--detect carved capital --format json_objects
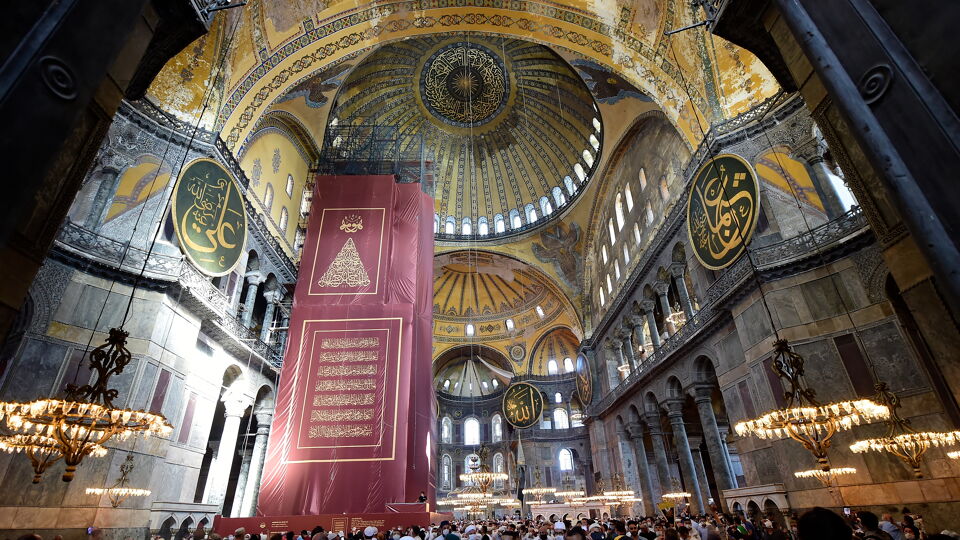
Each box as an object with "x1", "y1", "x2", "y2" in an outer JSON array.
[
  {"x1": 624, "y1": 315, "x2": 644, "y2": 329},
  {"x1": 263, "y1": 289, "x2": 284, "y2": 304},
  {"x1": 603, "y1": 339, "x2": 620, "y2": 352},
  {"x1": 614, "y1": 327, "x2": 631, "y2": 341},
  {"x1": 223, "y1": 396, "x2": 251, "y2": 418},
  {"x1": 653, "y1": 281, "x2": 670, "y2": 296},
  {"x1": 668, "y1": 263, "x2": 686, "y2": 278},
  {"x1": 255, "y1": 412, "x2": 274, "y2": 430},
  {"x1": 625, "y1": 422, "x2": 645, "y2": 440},
  {"x1": 245, "y1": 272, "x2": 266, "y2": 285},
  {"x1": 663, "y1": 398, "x2": 685, "y2": 419},
  {"x1": 640, "y1": 299, "x2": 656, "y2": 312},
  {"x1": 692, "y1": 384, "x2": 714, "y2": 404}
]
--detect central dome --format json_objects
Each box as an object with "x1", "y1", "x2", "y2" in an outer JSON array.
[
  {"x1": 328, "y1": 35, "x2": 602, "y2": 241},
  {"x1": 421, "y1": 42, "x2": 508, "y2": 127}
]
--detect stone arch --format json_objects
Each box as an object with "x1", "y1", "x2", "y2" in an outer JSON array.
[
  {"x1": 671, "y1": 242, "x2": 686, "y2": 263},
  {"x1": 174, "y1": 516, "x2": 194, "y2": 540},
  {"x1": 666, "y1": 376, "x2": 683, "y2": 399},
  {"x1": 253, "y1": 384, "x2": 275, "y2": 412},
  {"x1": 529, "y1": 326, "x2": 581, "y2": 376},
  {"x1": 158, "y1": 516, "x2": 177, "y2": 540},
  {"x1": 643, "y1": 392, "x2": 659, "y2": 414},
  {"x1": 693, "y1": 354, "x2": 720, "y2": 385}
]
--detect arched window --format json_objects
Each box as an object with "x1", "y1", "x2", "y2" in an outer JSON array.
[
  {"x1": 464, "y1": 453, "x2": 479, "y2": 485},
  {"x1": 615, "y1": 193, "x2": 625, "y2": 230},
  {"x1": 559, "y1": 449, "x2": 574, "y2": 471},
  {"x1": 505, "y1": 318, "x2": 515, "y2": 331},
  {"x1": 554, "y1": 392, "x2": 562, "y2": 403},
  {"x1": 660, "y1": 176, "x2": 670, "y2": 201},
  {"x1": 444, "y1": 216, "x2": 455, "y2": 234},
  {"x1": 634, "y1": 223, "x2": 642, "y2": 245},
  {"x1": 443, "y1": 379, "x2": 450, "y2": 391},
  {"x1": 583, "y1": 149, "x2": 595, "y2": 167},
  {"x1": 563, "y1": 357, "x2": 574, "y2": 373},
  {"x1": 623, "y1": 244, "x2": 630, "y2": 264},
  {"x1": 478, "y1": 217, "x2": 489, "y2": 236},
  {"x1": 601, "y1": 245, "x2": 608, "y2": 264},
  {"x1": 286, "y1": 174, "x2": 294, "y2": 197},
  {"x1": 553, "y1": 408, "x2": 569, "y2": 429},
  {"x1": 264, "y1": 184, "x2": 274, "y2": 212},
  {"x1": 552, "y1": 186, "x2": 566, "y2": 207},
  {"x1": 462, "y1": 217, "x2": 472, "y2": 235},
  {"x1": 625, "y1": 184, "x2": 634, "y2": 211},
  {"x1": 434, "y1": 214, "x2": 440, "y2": 234},
  {"x1": 492, "y1": 414, "x2": 503, "y2": 443},
  {"x1": 614, "y1": 260, "x2": 621, "y2": 279},
  {"x1": 279, "y1": 207, "x2": 289, "y2": 232},
  {"x1": 646, "y1": 202, "x2": 655, "y2": 224},
  {"x1": 592, "y1": 118, "x2": 601, "y2": 132},
  {"x1": 525, "y1": 203, "x2": 538, "y2": 223},
  {"x1": 536, "y1": 305, "x2": 545, "y2": 319},
  {"x1": 564, "y1": 176, "x2": 576, "y2": 195},
  {"x1": 442, "y1": 454, "x2": 453, "y2": 489},
  {"x1": 540, "y1": 196, "x2": 553, "y2": 216},
  {"x1": 441, "y1": 417, "x2": 453, "y2": 443},
  {"x1": 638, "y1": 168, "x2": 648, "y2": 190},
  {"x1": 589, "y1": 134, "x2": 600, "y2": 151},
  {"x1": 608, "y1": 218, "x2": 616, "y2": 242},
  {"x1": 494, "y1": 214, "x2": 506, "y2": 233},
  {"x1": 574, "y1": 163, "x2": 586, "y2": 182},
  {"x1": 606, "y1": 274, "x2": 613, "y2": 294},
  {"x1": 465, "y1": 323, "x2": 475, "y2": 337},
  {"x1": 510, "y1": 209, "x2": 522, "y2": 229},
  {"x1": 464, "y1": 418, "x2": 480, "y2": 445},
  {"x1": 493, "y1": 452, "x2": 505, "y2": 488},
  {"x1": 547, "y1": 359, "x2": 559, "y2": 375},
  {"x1": 599, "y1": 288, "x2": 606, "y2": 306}
]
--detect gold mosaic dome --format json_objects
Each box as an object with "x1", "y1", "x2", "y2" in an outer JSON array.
[{"x1": 329, "y1": 35, "x2": 602, "y2": 241}]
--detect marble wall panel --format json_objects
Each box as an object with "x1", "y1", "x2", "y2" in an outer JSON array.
[
  {"x1": 861, "y1": 320, "x2": 928, "y2": 393},
  {"x1": 738, "y1": 302, "x2": 774, "y2": 350},
  {"x1": 793, "y1": 339, "x2": 854, "y2": 403},
  {"x1": 1, "y1": 338, "x2": 66, "y2": 401}
]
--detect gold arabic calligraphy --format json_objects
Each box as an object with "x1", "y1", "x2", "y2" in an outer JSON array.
[
  {"x1": 687, "y1": 155, "x2": 759, "y2": 270},
  {"x1": 503, "y1": 382, "x2": 543, "y2": 428}
]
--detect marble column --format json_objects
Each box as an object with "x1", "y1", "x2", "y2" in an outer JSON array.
[
  {"x1": 688, "y1": 436, "x2": 713, "y2": 511},
  {"x1": 665, "y1": 399, "x2": 704, "y2": 514},
  {"x1": 625, "y1": 314, "x2": 647, "y2": 366},
  {"x1": 241, "y1": 273, "x2": 265, "y2": 328},
  {"x1": 603, "y1": 340, "x2": 620, "y2": 389},
  {"x1": 230, "y1": 447, "x2": 253, "y2": 517},
  {"x1": 626, "y1": 422, "x2": 658, "y2": 516},
  {"x1": 85, "y1": 167, "x2": 122, "y2": 230},
  {"x1": 278, "y1": 314, "x2": 291, "y2": 354},
  {"x1": 616, "y1": 327, "x2": 636, "y2": 371},
  {"x1": 206, "y1": 395, "x2": 250, "y2": 508},
  {"x1": 260, "y1": 290, "x2": 280, "y2": 343},
  {"x1": 616, "y1": 428, "x2": 642, "y2": 513},
  {"x1": 694, "y1": 385, "x2": 735, "y2": 497},
  {"x1": 669, "y1": 264, "x2": 695, "y2": 319},
  {"x1": 240, "y1": 411, "x2": 273, "y2": 516},
  {"x1": 796, "y1": 141, "x2": 847, "y2": 218},
  {"x1": 654, "y1": 282, "x2": 675, "y2": 335},
  {"x1": 641, "y1": 300, "x2": 662, "y2": 349},
  {"x1": 644, "y1": 411, "x2": 673, "y2": 497}
]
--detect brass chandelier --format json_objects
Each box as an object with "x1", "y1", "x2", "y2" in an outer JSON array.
[
  {"x1": 523, "y1": 467, "x2": 556, "y2": 502},
  {"x1": 459, "y1": 445, "x2": 508, "y2": 494},
  {"x1": 793, "y1": 466, "x2": 857, "y2": 487},
  {"x1": 734, "y1": 339, "x2": 888, "y2": 471},
  {"x1": 849, "y1": 382, "x2": 960, "y2": 478},
  {"x1": 0, "y1": 328, "x2": 172, "y2": 482}
]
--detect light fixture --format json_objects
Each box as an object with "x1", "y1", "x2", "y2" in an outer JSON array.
[
  {"x1": 948, "y1": 451, "x2": 960, "y2": 459},
  {"x1": 666, "y1": 303, "x2": 687, "y2": 329},
  {"x1": 849, "y1": 382, "x2": 960, "y2": 478},
  {"x1": 734, "y1": 339, "x2": 888, "y2": 471},
  {"x1": 794, "y1": 467, "x2": 856, "y2": 487},
  {"x1": 662, "y1": 492, "x2": 692, "y2": 500},
  {"x1": 85, "y1": 453, "x2": 151, "y2": 507},
  {"x1": 0, "y1": 328, "x2": 173, "y2": 482},
  {"x1": 459, "y1": 445, "x2": 508, "y2": 494},
  {"x1": 524, "y1": 467, "x2": 556, "y2": 502}
]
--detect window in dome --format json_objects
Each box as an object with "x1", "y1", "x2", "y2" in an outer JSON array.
[
  {"x1": 494, "y1": 214, "x2": 505, "y2": 233},
  {"x1": 634, "y1": 223, "x2": 642, "y2": 245},
  {"x1": 525, "y1": 203, "x2": 538, "y2": 223},
  {"x1": 464, "y1": 418, "x2": 480, "y2": 445},
  {"x1": 599, "y1": 288, "x2": 606, "y2": 306},
  {"x1": 615, "y1": 193, "x2": 625, "y2": 230},
  {"x1": 552, "y1": 186, "x2": 566, "y2": 207},
  {"x1": 614, "y1": 260, "x2": 621, "y2": 279},
  {"x1": 492, "y1": 379, "x2": 499, "y2": 388},
  {"x1": 510, "y1": 209, "x2": 522, "y2": 229},
  {"x1": 505, "y1": 318, "x2": 515, "y2": 331},
  {"x1": 660, "y1": 176, "x2": 670, "y2": 201},
  {"x1": 639, "y1": 168, "x2": 648, "y2": 190},
  {"x1": 625, "y1": 184, "x2": 634, "y2": 211},
  {"x1": 478, "y1": 217, "x2": 489, "y2": 236},
  {"x1": 601, "y1": 245, "x2": 608, "y2": 264},
  {"x1": 589, "y1": 133, "x2": 600, "y2": 151},
  {"x1": 444, "y1": 217, "x2": 455, "y2": 234},
  {"x1": 554, "y1": 392, "x2": 562, "y2": 403},
  {"x1": 481, "y1": 381, "x2": 488, "y2": 390},
  {"x1": 606, "y1": 274, "x2": 613, "y2": 294},
  {"x1": 547, "y1": 359, "x2": 558, "y2": 375},
  {"x1": 442, "y1": 380, "x2": 450, "y2": 392},
  {"x1": 264, "y1": 184, "x2": 274, "y2": 212},
  {"x1": 462, "y1": 217, "x2": 472, "y2": 235},
  {"x1": 536, "y1": 305, "x2": 545, "y2": 319},
  {"x1": 646, "y1": 203, "x2": 655, "y2": 225},
  {"x1": 465, "y1": 324, "x2": 475, "y2": 337},
  {"x1": 583, "y1": 149, "x2": 594, "y2": 167},
  {"x1": 441, "y1": 416, "x2": 452, "y2": 442},
  {"x1": 564, "y1": 176, "x2": 576, "y2": 195},
  {"x1": 553, "y1": 408, "x2": 569, "y2": 429},
  {"x1": 279, "y1": 207, "x2": 288, "y2": 232},
  {"x1": 574, "y1": 163, "x2": 586, "y2": 182},
  {"x1": 559, "y1": 448, "x2": 574, "y2": 471},
  {"x1": 286, "y1": 174, "x2": 294, "y2": 197},
  {"x1": 540, "y1": 196, "x2": 553, "y2": 216},
  {"x1": 563, "y1": 357, "x2": 574, "y2": 373},
  {"x1": 608, "y1": 218, "x2": 616, "y2": 242},
  {"x1": 294, "y1": 229, "x2": 305, "y2": 254},
  {"x1": 592, "y1": 118, "x2": 601, "y2": 132}
]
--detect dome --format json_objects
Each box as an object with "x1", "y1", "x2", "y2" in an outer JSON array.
[
  {"x1": 434, "y1": 350, "x2": 514, "y2": 399},
  {"x1": 329, "y1": 35, "x2": 602, "y2": 241}
]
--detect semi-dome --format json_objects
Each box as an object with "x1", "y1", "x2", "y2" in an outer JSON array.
[{"x1": 328, "y1": 34, "x2": 602, "y2": 241}]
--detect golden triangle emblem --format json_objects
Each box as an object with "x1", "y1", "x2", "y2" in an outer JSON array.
[{"x1": 317, "y1": 237, "x2": 371, "y2": 287}]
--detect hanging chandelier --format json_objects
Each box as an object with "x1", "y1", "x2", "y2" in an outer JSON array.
[
  {"x1": 734, "y1": 339, "x2": 888, "y2": 471},
  {"x1": 662, "y1": 492, "x2": 692, "y2": 500},
  {"x1": 949, "y1": 451, "x2": 960, "y2": 459},
  {"x1": 555, "y1": 473, "x2": 585, "y2": 499},
  {"x1": 85, "y1": 453, "x2": 151, "y2": 507},
  {"x1": 793, "y1": 467, "x2": 856, "y2": 487},
  {"x1": 524, "y1": 467, "x2": 556, "y2": 502},
  {"x1": 849, "y1": 382, "x2": 960, "y2": 478},
  {"x1": 459, "y1": 445, "x2": 508, "y2": 494},
  {"x1": 666, "y1": 303, "x2": 687, "y2": 329},
  {"x1": 0, "y1": 328, "x2": 173, "y2": 482}
]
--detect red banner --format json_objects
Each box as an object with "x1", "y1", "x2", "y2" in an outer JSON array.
[
  {"x1": 258, "y1": 176, "x2": 435, "y2": 516},
  {"x1": 214, "y1": 512, "x2": 452, "y2": 537}
]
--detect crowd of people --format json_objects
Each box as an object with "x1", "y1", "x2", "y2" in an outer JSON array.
[{"x1": 202, "y1": 507, "x2": 957, "y2": 540}]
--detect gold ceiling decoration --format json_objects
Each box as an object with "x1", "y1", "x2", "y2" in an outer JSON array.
[{"x1": 422, "y1": 42, "x2": 508, "y2": 127}]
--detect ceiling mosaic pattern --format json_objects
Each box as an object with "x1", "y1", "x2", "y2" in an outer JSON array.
[{"x1": 328, "y1": 35, "x2": 601, "y2": 239}]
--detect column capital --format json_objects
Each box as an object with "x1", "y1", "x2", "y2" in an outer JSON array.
[
  {"x1": 222, "y1": 391, "x2": 252, "y2": 418},
  {"x1": 614, "y1": 327, "x2": 631, "y2": 341},
  {"x1": 245, "y1": 272, "x2": 266, "y2": 285},
  {"x1": 643, "y1": 411, "x2": 662, "y2": 430},
  {"x1": 625, "y1": 422, "x2": 645, "y2": 440},
  {"x1": 668, "y1": 263, "x2": 686, "y2": 278},
  {"x1": 653, "y1": 281, "x2": 670, "y2": 296},
  {"x1": 692, "y1": 384, "x2": 715, "y2": 403},
  {"x1": 624, "y1": 315, "x2": 644, "y2": 329},
  {"x1": 604, "y1": 338, "x2": 622, "y2": 351},
  {"x1": 255, "y1": 411, "x2": 274, "y2": 427},
  {"x1": 263, "y1": 289, "x2": 284, "y2": 303},
  {"x1": 663, "y1": 398, "x2": 685, "y2": 418},
  {"x1": 639, "y1": 299, "x2": 656, "y2": 312}
]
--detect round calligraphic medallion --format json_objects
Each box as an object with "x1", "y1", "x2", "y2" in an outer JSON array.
[
  {"x1": 171, "y1": 158, "x2": 247, "y2": 276},
  {"x1": 420, "y1": 42, "x2": 508, "y2": 127},
  {"x1": 575, "y1": 354, "x2": 593, "y2": 405},
  {"x1": 686, "y1": 154, "x2": 760, "y2": 270},
  {"x1": 502, "y1": 381, "x2": 544, "y2": 429}
]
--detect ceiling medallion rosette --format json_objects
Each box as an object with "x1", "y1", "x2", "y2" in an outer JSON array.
[{"x1": 420, "y1": 42, "x2": 508, "y2": 128}]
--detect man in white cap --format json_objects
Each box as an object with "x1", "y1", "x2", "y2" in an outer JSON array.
[
  {"x1": 552, "y1": 523, "x2": 565, "y2": 540},
  {"x1": 364, "y1": 527, "x2": 379, "y2": 540}
]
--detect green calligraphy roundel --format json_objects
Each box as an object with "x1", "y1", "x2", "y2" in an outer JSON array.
[
  {"x1": 172, "y1": 158, "x2": 248, "y2": 276},
  {"x1": 502, "y1": 381, "x2": 544, "y2": 429},
  {"x1": 686, "y1": 154, "x2": 760, "y2": 270}
]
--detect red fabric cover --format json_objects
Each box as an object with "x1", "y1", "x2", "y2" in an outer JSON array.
[{"x1": 257, "y1": 176, "x2": 435, "y2": 515}]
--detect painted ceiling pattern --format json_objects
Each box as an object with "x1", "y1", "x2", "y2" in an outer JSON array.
[{"x1": 329, "y1": 35, "x2": 599, "y2": 237}]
